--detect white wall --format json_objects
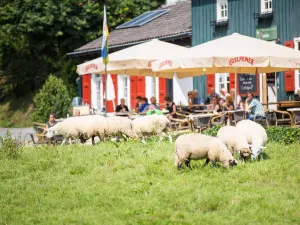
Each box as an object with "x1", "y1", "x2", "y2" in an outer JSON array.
[
  {"x1": 173, "y1": 74, "x2": 193, "y2": 105},
  {"x1": 91, "y1": 74, "x2": 97, "y2": 110},
  {"x1": 146, "y1": 76, "x2": 159, "y2": 102},
  {"x1": 294, "y1": 37, "x2": 300, "y2": 93}
]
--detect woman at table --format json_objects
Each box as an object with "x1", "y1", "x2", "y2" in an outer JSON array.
[
  {"x1": 223, "y1": 96, "x2": 235, "y2": 111},
  {"x1": 295, "y1": 88, "x2": 300, "y2": 101},
  {"x1": 45, "y1": 113, "x2": 57, "y2": 131},
  {"x1": 164, "y1": 96, "x2": 177, "y2": 120},
  {"x1": 115, "y1": 98, "x2": 129, "y2": 113},
  {"x1": 210, "y1": 97, "x2": 223, "y2": 114},
  {"x1": 230, "y1": 88, "x2": 243, "y2": 110}
]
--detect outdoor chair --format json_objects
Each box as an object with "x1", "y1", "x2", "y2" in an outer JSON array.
[
  {"x1": 194, "y1": 115, "x2": 212, "y2": 133},
  {"x1": 231, "y1": 110, "x2": 246, "y2": 125},
  {"x1": 254, "y1": 110, "x2": 269, "y2": 127},
  {"x1": 211, "y1": 114, "x2": 226, "y2": 126},
  {"x1": 272, "y1": 110, "x2": 292, "y2": 127},
  {"x1": 170, "y1": 112, "x2": 192, "y2": 131},
  {"x1": 292, "y1": 111, "x2": 300, "y2": 127}
]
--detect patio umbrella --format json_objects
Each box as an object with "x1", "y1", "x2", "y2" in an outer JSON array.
[
  {"x1": 76, "y1": 39, "x2": 187, "y2": 79},
  {"x1": 105, "y1": 74, "x2": 116, "y2": 111},
  {"x1": 151, "y1": 33, "x2": 300, "y2": 104},
  {"x1": 151, "y1": 33, "x2": 300, "y2": 78}
]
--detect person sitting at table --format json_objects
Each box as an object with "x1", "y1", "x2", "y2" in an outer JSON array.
[
  {"x1": 146, "y1": 104, "x2": 163, "y2": 116},
  {"x1": 74, "y1": 109, "x2": 81, "y2": 116},
  {"x1": 205, "y1": 87, "x2": 220, "y2": 104},
  {"x1": 134, "y1": 96, "x2": 142, "y2": 112},
  {"x1": 164, "y1": 96, "x2": 177, "y2": 120},
  {"x1": 116, "y1": 98, "x2": 129, "y2": 112},
  {"x1": 139, "y1": 97, "x2": 149, "y2": 113},
  {"x1": 295, "y1": 88, "x2": 300, "y2": 101},
  {"x1": 212, "y1": 97, "x2": 225, "y2": 114},
  {"x1": 143, "y1": 96, "x2": 160, "y2": 112},
  {"x1": 45, "y1": 113, "x2": 57, "y2": 131},
  {"x1": 245, "y1": 92, "x2": 265, "y2": 121},
  {"x1": 220, "y1": 88, "x2": 230, "y2": 100},
  {"x1": 230, "y1": 88, "x2": 243, "y2": 109},
  {"x1": 223, "y1": 96, "x2": 235, "y2": 111},
  {"x1": 191, "y1": 89, "x2": 204, "y2": 105}
]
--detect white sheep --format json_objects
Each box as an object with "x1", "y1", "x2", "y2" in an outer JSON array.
[
  {"x1": 105, "y1": 116, "x2": 137, "y2": 140},
  {"x1": 132, "y1": 114, "x2": 172, "y2": 143},
  {"x1": 236, "y1": 120, "x2": 268, "y2": 160},
  {"x1": 174, "y1": 133, "x2": 238, "y2": 169},
  {"x1": 217, "y1": 126, "x2": 252, "y2": 160}
]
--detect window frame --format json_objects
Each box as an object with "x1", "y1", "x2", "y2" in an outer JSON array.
[
  {"x1": 216, "y1": 0, "x2": 228, "y2": 22},
  {"x1": 261, "y1": 0, "x2": 272, "y2": 14},
  {"x1": 294, "y1": 38, "x2": 300, "y2": 93},
  {"x1": 215, "y1": 73, "x2": 230, "y2": 94},
  {"x1": 94, "y1": 75, "x2": 102, "y2": 110}
]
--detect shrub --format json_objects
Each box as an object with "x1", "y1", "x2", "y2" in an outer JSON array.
[
  {"x1": 202, "y1": 125, "x2": 222, "y2": 137},
  {"x1": 266, "y1": 126, "x2": 300, "y2": 145},
  {"x1": 0, "y1": 130, "x2": 23, "y2": 159},
  {"x1": 32, "y1": 75, "x2": 71, "y2": 122}
]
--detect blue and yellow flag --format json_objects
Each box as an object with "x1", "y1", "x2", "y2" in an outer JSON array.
[{"x1": 101, "y1": 5, "x2": 109, "y2": 65}]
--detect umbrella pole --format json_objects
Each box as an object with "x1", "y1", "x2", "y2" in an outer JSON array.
[
  {"x1": 154, "y1": 73, "x2": 157, "y2": 105},
  {"x1": 105, "y1": 65, "x2": 108, "y2": 116},
  {"x1": 234, "y1": 68, "x2": 237, "y2": 109}
]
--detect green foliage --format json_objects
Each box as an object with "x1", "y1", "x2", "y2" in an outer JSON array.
[
  {"x1": 266, "y1": 126, "x2": 300, "y2": 145},
  {"x1": 202, "y1": 125, "x2": 222, "y2": 137},
  {"x1": 0, "y1": 0, "x2": 166, "y2": 99},
  {"x1": 32, "y1": 75, "x2": 71, "y2": 122},
  {"x1": 0, "y1": 130, "x2": 23, "y2": 159},
  {"x1": 0, "y1": 142, "x2": 300, "y2": 224}
]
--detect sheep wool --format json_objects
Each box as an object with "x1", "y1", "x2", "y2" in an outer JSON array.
[
  {"x1": 217, "y1": 126, "x2": 251, "y2": 160},
  {"x1": 174, "y1": 133, "x2": 237, "y2": 169},
  {"x1": 105, "y1": 116, "x2": 137, "y2": 139},
  {"x1": 236, "y1": 120, "x2": 268, "y2": 160}
]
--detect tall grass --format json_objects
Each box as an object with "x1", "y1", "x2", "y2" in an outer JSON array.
[{"x1": 0, "y1": 140, "x2": 299, "y2": 224}]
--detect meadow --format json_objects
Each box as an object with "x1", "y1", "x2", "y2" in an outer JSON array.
[{"x1": 0, "y1": 139, "x2": 300, "y2": 225}]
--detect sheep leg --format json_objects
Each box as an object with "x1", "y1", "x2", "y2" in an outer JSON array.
[
  {"x1": 204, "y1": 159, "x2": 210, "y2": 167},
  {"x1": 185, "y1": 160, "x2": 192, "y2": 170},
  {"x1": 141, "y1": 137, "x2": 146, "y2": 144},
  {"x1": 92, "y1": 136, "x2": 95, "y2": 146},
  {"x1": 211, "y1": 160, "x2": 217, "y2": 167},
  {"x1": 168, "y1": 134, "x2": 172, "y2": 143},
  {"x1": 68, "y1": 138, "x2": 72, "y2": 145},
  {"x1": 260, "y1": 150, "x2": 264, "y2": 160},
  {"x1": 61, "y1": 138, "x2": 67, "y2": 146}
]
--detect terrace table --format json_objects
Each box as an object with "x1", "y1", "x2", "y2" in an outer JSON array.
[
  {"x1": 194, "y1": 109, "x2": 214, "y2": 114},
  {"x1": 187, "y1": 113, "x2": 214, "y2": 132},
  {"x1": 287, "y1": 108, "x2": 300, "y2": 126}
]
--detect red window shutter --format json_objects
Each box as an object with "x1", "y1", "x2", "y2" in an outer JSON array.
[
  {"x1": 136, "y1": 76, "x2": 145, "y2": 97},
  {"x1": 206, "y1": 74, "x2": 215, "y2": 95},
  {"x1": 284, "y1": 40, "x2": 295, "y2": 92},
  {"x1": 229, "y1": 73, "x2": 235, "y2": 90},
  {"x1": 159, "y1": 78, "x2": 167, "y2": 109},
  {"x1": 130, "y1": 76, "x2": 137, "y2": 109},
  {"x1": 82, "y1": 74, "x2": 91, "y2": 106}
]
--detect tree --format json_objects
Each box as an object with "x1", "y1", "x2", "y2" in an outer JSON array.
[
  {"x1": 32, "y1": 75, "x2": 71, "y2": 122},
  {"x1": 0, "y1": 0, "x2": 166, "y2": 99}
]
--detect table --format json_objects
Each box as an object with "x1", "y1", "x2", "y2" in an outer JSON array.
[
  {"x1": 187, "y1": 113, "x2": 214, "y2": 132},
  {"x1": 287, "y1": 108, "x2": 300, "y2": 126},
  {"x1": 194, "y1": 109, "x2": 214, "y2": 113}
]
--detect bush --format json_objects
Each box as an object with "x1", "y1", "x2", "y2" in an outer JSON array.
[
  {"x1": 266, "y1": 126, "x2": 300, "y2": 145},
  {"x1": 202, "y1": 125, "x2": 222, "y2": 137},
  {"x1": 0, "y1": 130, "x2": 23, "y2": 159},
  {"x1": 32, "y1": 75, "x2": 71, "y2": 122}
]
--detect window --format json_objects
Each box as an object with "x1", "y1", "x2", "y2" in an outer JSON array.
[
  {"x1": 261, "y1": 0, "x2": 272, "y2": 13},
  {"x1": 217, "y1": 0, "x2": 228, "y2": 21},
  {"x1": 151, "y1": 77, "x2": 156, "y2": 97},
  {"x1": 95, "y1": 76, "x2": 102, "y2": 110},
  {"x1": 123, "y1": 75, "x2": 129, "y2": 105},
  {"x1": 216, "y1": 73, "x2": 230, "y2": 93}
]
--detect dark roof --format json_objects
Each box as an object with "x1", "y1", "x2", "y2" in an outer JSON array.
[{"x1": 68, "y1": 0, "x2": 191, "y2": 56}]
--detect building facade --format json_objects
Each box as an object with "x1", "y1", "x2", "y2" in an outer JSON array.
[
  {"x1": 192, "y1": 0, "x2": 300, "y2": 106},
  {"x1": 69, "y1": 0, "x2": 193, "y2": 112}
]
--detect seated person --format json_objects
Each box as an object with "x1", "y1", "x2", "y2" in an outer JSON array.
[
  {"x1": 139, "y1": 97, "x2": 149, "y2": 113},
  {"x1": 74, "y1": 109, "x2": 81, "y2": 116},
  {"x1": 230, "y1": 88, "x2": 243, "y2": 110},
  {"x1": 205, "y1": 87, "x2": 220, "y2": 104},
  {"x1": 220, "y1": 88, "x2": 230, "y2": 100},
  {"x1": 134, "y1": 96, "x2": 142, "y2": 112},
  {"x1": 143, "y1": 96, "x2": 160, "y2": 111},
  {"x1": 245, "y1": 92, "x2": 265, "y2": 121},
  {"x1": 116, "y1": 98, "x2": 129, "y2": 112},
  {"x1": 146, "y1": 104, "x2": 163, "y2": 115},
  {"x1": 223, "y1": 96, "x2": 235, "y2": 111},
  {"x1": 213, "y1": 98, "x2": 225, "y2": 115},
  {"x1": 191, "y1": 89, "x2": 203, "y2": 105},
  {"x1": 164, "y1": 96, "x2": 177, "y2": 120},
  {"x1": 295, "y1": 88, "x2": 300, "y2": 101},
  {"x1": 45, "y1": 113, "x2": 57, "y2": 131},
  {"x1": 186, "y1": 91, "x2": 194, "y2": 112}
]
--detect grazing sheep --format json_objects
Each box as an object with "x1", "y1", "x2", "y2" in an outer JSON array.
[
  {"x1": 132, "y1": 115, "x2": 172, "y2": 143},
  {"x1": 105, "y1": 116, "x2": 137, "y2": 140},
  {"x1": 174, "y1": 133, "x2": 238, "y2": 169},
  {"x1": 236, "y1": 120, "x2": 268, "y2": 160},
  {"x1": 217, "y1": 126, "x2": 252, "y2": 160}
]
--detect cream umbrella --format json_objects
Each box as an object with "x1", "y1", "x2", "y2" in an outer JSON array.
[
  {"x1": 152, "y1": 33, "x2": 300, "y2": 104},
  {"x1": 77, "y1": 39, "x2": 187, "y2": 79},
  {"x1": 104, "y1": 74, "x2": 116, "y2": 111}
]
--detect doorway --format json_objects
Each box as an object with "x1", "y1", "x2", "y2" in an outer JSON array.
[{"x1": 267, "y1": 73, "x2": 277, "y2": 110}]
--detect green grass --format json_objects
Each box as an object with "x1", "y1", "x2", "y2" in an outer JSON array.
[
  {"x1": 0, "y1": 93, "x2": 34, "y2": 128},
  {"x1": 1, "y1": 140, "x2": 300, "y2": 224}
]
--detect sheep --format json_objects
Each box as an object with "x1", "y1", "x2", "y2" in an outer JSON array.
[
  {"x1": 236, "y1": 120, "x2": 268, "y2": 160},
  {"x1": 46, "y1": 115, "x2": 106, "y2": 145},
  {"x1": 174, "y1": 133, "x2": 238, "y2": 169},
  {"x1": 105, "y1": 116, "x2": 137, "y2": 140},
  {"x1": 217, "y1": 126, "x2": 252, "y2": 161},
  {"x1": 131, "y1": 114, "x2": 172, "y2": 143}
]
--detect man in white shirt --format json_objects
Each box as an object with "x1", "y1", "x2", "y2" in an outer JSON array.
[{"x1": 220, "y1": 88, "x2": 230, "y2": 100}]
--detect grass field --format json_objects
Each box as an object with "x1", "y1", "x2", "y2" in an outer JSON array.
[{"x1": 1, "y1": 140, "x2": 300, "y2": 225}]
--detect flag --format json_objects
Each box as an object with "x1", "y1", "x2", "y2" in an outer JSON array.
[{"x1": 101, "y1": 5, "x2": 109, "y2": 65}]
